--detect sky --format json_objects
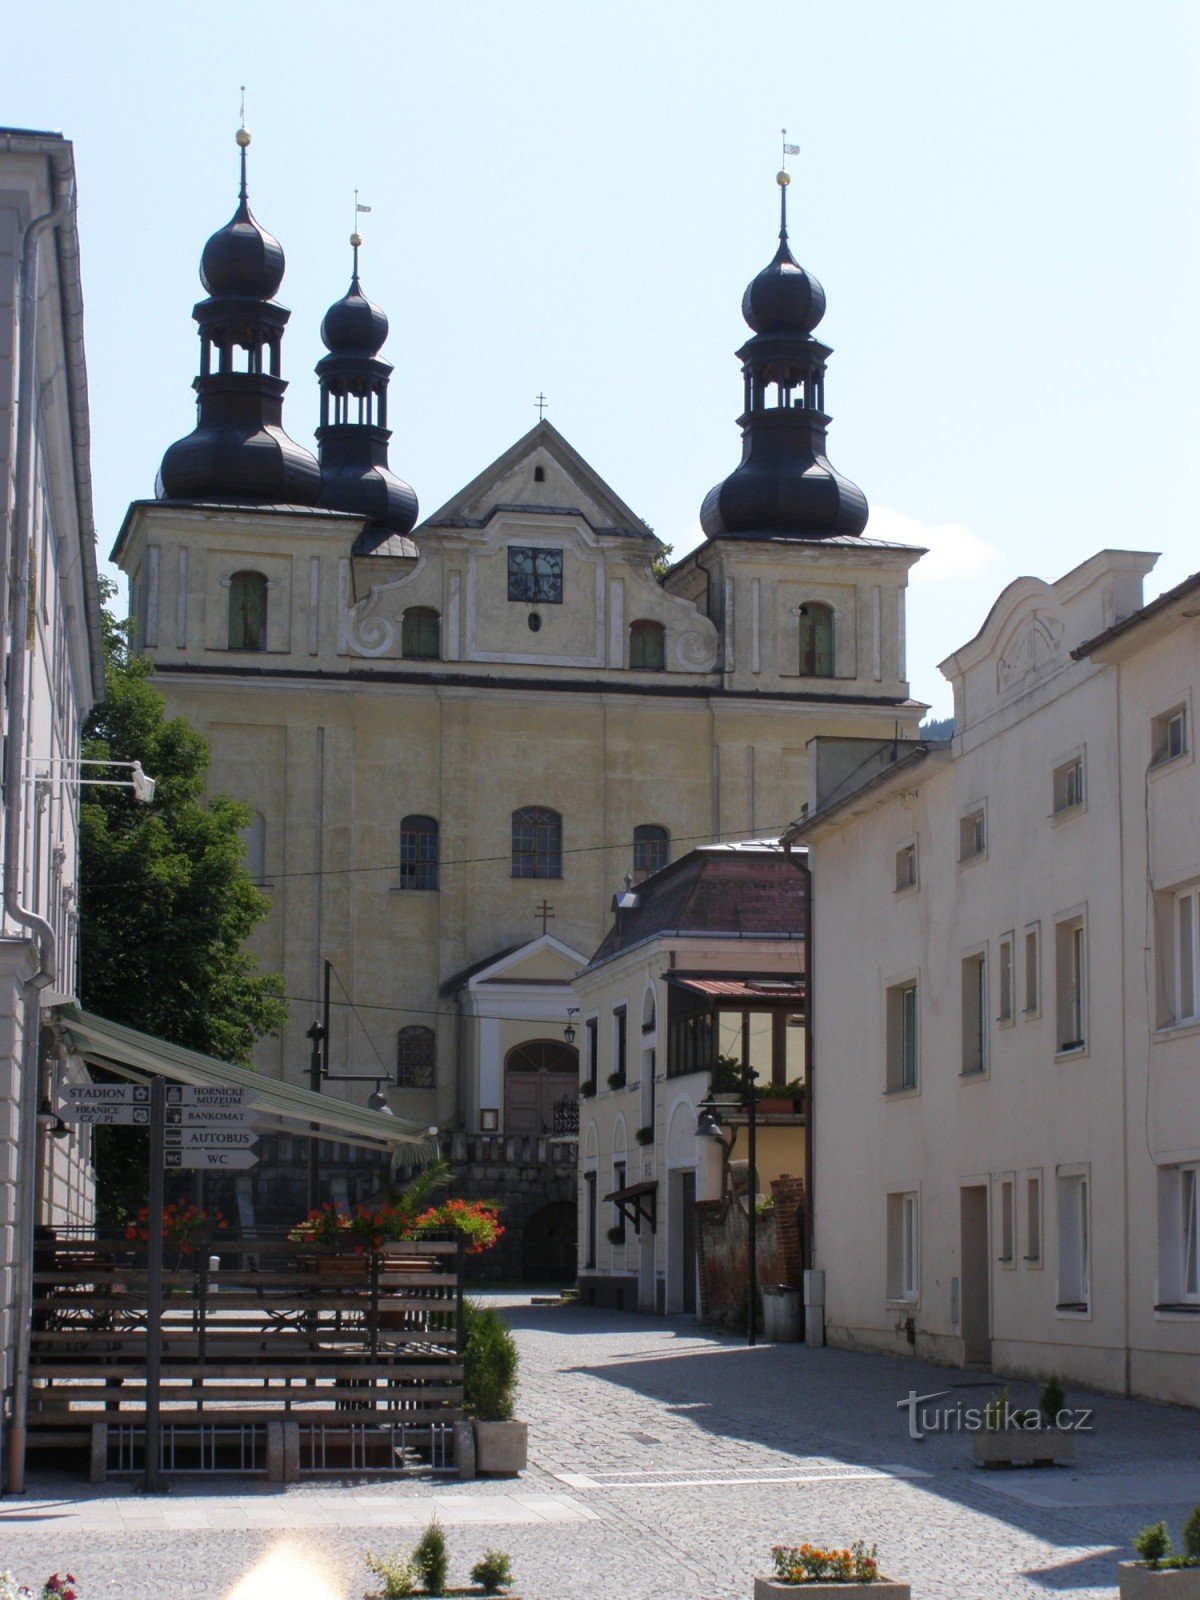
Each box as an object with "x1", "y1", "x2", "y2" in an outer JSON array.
[{"x1": 3, "y1": 0, "x2": 1197, "y2": 717}]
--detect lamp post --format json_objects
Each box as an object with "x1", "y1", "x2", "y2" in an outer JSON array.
[
  {"x1": 743, "y1": 1014, "x2": 758, "y2": 1349},
  {"x1": 306, "y1": 959, "x2": 399, "y2": 1212}
]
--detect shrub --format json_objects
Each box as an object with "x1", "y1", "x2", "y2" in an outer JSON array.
[
  {"x1": 413, "y1": 1521, "x2": 448, "y2": 1595},
  {"x1": 635, "y1": 1125, "x2": 655, "y2": 1146},
  {"x1": 365, "y1": 1551, "x2": 419, "y2": 1599},
  {"x1": 1133, "y1": 1522, "x2": 1173, "y2": 1569},
  {"x1": 1039, "y1": 1374, "x2": 1065, "y2": 1428},
  {"x1": 462, "y1": 1300, "x2": 518, "y2": 1422},
  {"x1": 469, "y1": 1551, "x2": 513, "y2": 1594},
  {"x1": 606, "y1": 1072, "x2": 625, "y2": 1090},
  {"x1": 983, "y1": 1387, "x2": 1009, "y2": 1431},
  {"x1": 1182, "y1": 1505, "x2": 1200, "y2": 1561}
]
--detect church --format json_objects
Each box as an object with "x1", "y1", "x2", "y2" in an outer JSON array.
[{"x1": 112, "y1": 129, "x2": 925, "y2": 1276}]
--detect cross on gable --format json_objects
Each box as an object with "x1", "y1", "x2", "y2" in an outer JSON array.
[{"x1": 535, "y1": 900, "x2": 555, "y2": 935}]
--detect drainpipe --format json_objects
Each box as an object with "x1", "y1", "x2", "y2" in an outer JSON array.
[{"x1": 4, "y1": 170, "x2": 73, "y2": 1495}]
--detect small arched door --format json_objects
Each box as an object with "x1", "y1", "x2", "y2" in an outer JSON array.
[
  {"x1": 522, "y1": 1200, "x2": 578, "y2": 1283},
  {"x1": 504, "y1": 1037, "x2": 579, "y2": 1134}
]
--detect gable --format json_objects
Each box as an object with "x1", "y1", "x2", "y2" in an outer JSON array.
[
  {"x1": 466, "y1": 934, "x2": 590, "y2": 990},
  {"x1": 418, "y1": 420, "x2": 654, "y2": 543}
]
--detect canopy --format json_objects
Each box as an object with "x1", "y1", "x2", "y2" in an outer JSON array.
[{"x1": 52, "y1": 1005, "x2": 438, "y2": 1158}]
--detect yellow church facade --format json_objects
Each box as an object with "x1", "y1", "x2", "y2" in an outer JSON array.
[{"x1": 112, "y1": 140, "x2": 924, "y2": 1270}]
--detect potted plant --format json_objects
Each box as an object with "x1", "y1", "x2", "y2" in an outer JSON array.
[
  {"x1": 606, "y1": 1071, "x2": 626, "y2": 1090},
  {"x1": 972, "y1": 1377, "x2": 1076, "y2": 1468},
  {"x1": 462, "y1": 1299, "x2": 526, "y2": 1475},
  {"x1": 1118, "y1": 1509, "x2": 1200, "y2": 1597},
  {"x1": 363, "y1": 1533, "x2": 518, "y2": 1599},
  {"x1": 1, "y1": 1579, "x2": 79, "y2": 1600},
  {"x1": 756, "y1": 1078, "x2": 806, "y2": 1115},
  {"x1": 755, "y1": 1542, "x2": 909, "y2": 1597}
]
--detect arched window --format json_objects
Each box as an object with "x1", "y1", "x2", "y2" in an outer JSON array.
[
  {"x1": 402, "y1": 607, "x2": 440, "y2": 660},
  {"x1": 228, "y1": 571, "x2": 267, "y2": 651},
  {"x1": 797, "y1": 602, "x2": 834, "y2": 677},
  {"x1": 512, "y1": 806, "x2": 562, "y2": 879},
  {"x1": 633, "y1": 824, "x2": 669, "y2": 882},
  {"x1": 396, "y1": 1025, "x2": 436, "y2": 1088},
  {"x1": 239, "y1": 810, "x2": 267, "y2": 884},
  {"x1": 400, "y1": 814, "x2": 439, "y2": 891},
  {"x1": 629, "y1": 619, "x2": 666, "y2": 671}
]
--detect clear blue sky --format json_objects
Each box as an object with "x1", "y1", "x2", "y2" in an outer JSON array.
[{"x1": 4, "y1": 1, "x2": 1197, "y2": 715}]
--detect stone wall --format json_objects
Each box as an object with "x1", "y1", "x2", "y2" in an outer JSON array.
[{"x1": 695, "y1": 1173, "x2": 807, "y2": 1327}]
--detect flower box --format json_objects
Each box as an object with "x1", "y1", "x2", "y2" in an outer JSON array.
[
  {"x1": 972, "y1": 1426, "x2": 1075, "y2": 1468},
  {"x1": 1118, "y1": 1566, "x2": 1200, "y2": 1599},
  {"x1": 754, "y1": 1580, "x2": 910, "y2": 1599}
]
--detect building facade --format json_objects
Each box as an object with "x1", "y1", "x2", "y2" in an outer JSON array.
[
  {"x1": 112, "y1": 142, "x2": 923, "y2": 1266},
  {"x1": 0, "y1": 129, "x2": 106, "y2": 1484},
  {"x1": 573, "y1": 843, "x2": 807, "y2": 1315},
  {"x1": 790, "y1": 550, "x2": 1200, "y2": 1405}
]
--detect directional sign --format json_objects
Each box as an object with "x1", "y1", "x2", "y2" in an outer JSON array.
[
  {"x1": 59, "y1": 1085, "x2": 151, "y2": 1126},
  {"x1": 165, "y1": 1107, "x2": 250, "y2": 1127},
  {"x1": 166, "y1": 1086, "x2": 248, "y2": 1108},
  {"x1": 165, "y1": 1128, "x2": 258, "y2": 1150},
  {"x1": 164, "y1": 1149, "x2": 259, "y2": 1170}
]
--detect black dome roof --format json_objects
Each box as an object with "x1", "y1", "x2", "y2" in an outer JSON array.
[
  {"x1": 321, "y1": 273, "x2": 389, "y2": 357},
  {"x1": 200, "y1": 198, "x2": 285, "y2": 300},
  {"x1": 741, "y1": 236, "x2": 826, "y2": 336}
]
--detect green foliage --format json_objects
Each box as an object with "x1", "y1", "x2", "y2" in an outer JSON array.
[
  {"x1": 650, "y1": 542, "x2": 674, "y2": 582},
  {"x1": 1038, "y1": 1374, "x2": 1065, "y2": 1428},
  {"x1": 79, "y1": 579, "x2": 286, "y2": 1064},
  {"x1": 469, "y1": 1551, "x2": 513, "y2": 1594},
  {"x1": 1133, "y1": 1522, "x2": 1173, "y2": 1568},
  {"x1": 1182, "y1": 1505, "x2": 1200, "y2": 1561},
  {"x1": 365, "y1": 1551, "x2": 419, "y2": 1598},
  {"x1": 412, "y1": 1520, "x2": 448, "y2": 1595},
  {"x1": 462, "y1": 1300, "x2": 518, "y2": 1422},
  {"x1": 635, "y1": 1125, "x2": 655, "y2": 1146},
  {"x1": 387, "y1": 1159, "x2": 452, "y2": 1222}
]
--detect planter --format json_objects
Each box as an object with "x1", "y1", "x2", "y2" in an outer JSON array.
[
  {"x1": 1118, "y1": 1566, "x2": 1200, "y2": 1599},
  {"x1": 972, "y1": 1426, "x2": 1075, "y2": 1468},
  {"x1": 473, "y1": 1419, "x2": 528, "y2": 1475},
  {"x1": 365, "y1": 1591, "x2": 524, "y2": 1599},
  {"x1": 756, "y1": 1097, "x2": 801, "y2": 1115},
  {"x1": 754, "y1": 1580, "x2": 910, "y2": 1599}
]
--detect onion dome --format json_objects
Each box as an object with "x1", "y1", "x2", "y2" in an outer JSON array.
[
  {"x1": 700, "y1": 170, "x2": 867, "y2": 542},
  {"x1": 321, "y1": 271, "x2": 389, "y2": 358},
  {"x1": 158, "y1": 128, "x2": 321, "y2": 506},
  {"x1": 315, "y1": 235, "x2": 418, "y2": 541}
]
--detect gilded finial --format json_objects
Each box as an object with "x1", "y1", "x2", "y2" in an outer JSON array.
[
  {"x1": 351, "y1": 190, "x2": 371, "y2": 279},
  {"x1": 237, "y1": 85, "x2": 250, "y2": 147},
  {"x1": 778, "y1": 128, "x2": 800, "y2": 236}
]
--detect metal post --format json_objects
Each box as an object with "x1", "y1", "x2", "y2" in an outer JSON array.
[
  {"x1": 743, "y1": 1011, "x2": 757, "y2": 1347},
  {"x1": 306, "y1": 1021, "x2": 323, "y2": 1213},
  {"x1": 144, "y1": 1076, "x2": 166, "y2": 1491}
]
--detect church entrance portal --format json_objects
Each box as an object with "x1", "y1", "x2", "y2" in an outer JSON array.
[{"x1": 504, "y1": 1038, "x2": 579, "y2": 1135}]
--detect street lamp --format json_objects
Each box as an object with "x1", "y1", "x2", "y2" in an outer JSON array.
[{"x1": 564, "y1": 1007, "x2": 579, "y2": 1047}]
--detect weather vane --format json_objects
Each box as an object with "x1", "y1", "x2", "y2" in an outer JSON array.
[{"x1": 351, "y1": 188, "x2": 372, "y2": 250}]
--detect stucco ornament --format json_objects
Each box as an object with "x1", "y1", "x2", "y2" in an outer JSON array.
[
  {"x1": 347, "y1": 591, "x2": 398, "y2": 657},
  {"x1": 672, "y1": 622, "x2": 720, "y2": 671},
  {"x1": 996, "y1": 610, "x2": 1064, "y2": 693}
]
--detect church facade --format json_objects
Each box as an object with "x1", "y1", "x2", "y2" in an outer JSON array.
[{"x1": 113, "y1": 135, "x2": 924, "y2": 1274}]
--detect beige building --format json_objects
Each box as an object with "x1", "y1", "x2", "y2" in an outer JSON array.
[
  {"x1": 789, "y1": 550, "x2": 1200, "y2": 1406},
  {"x1": 0, "y1": 129, "x2": 106, "y2": 1484},
  {"x1": 572, "y1": 842, "x2": 806, "y2": 1315},
  {"x1": 112, "y1": 146, "x2": 923, "y2": 1271}
]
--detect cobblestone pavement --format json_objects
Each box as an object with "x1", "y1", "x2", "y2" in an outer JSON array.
[{"x1": 1, "y1": 1294, "x2": 1197, "y2": 1600}]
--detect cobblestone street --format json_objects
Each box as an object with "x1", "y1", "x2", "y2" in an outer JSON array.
[{"x1": 2, "y1": 1295, "x2": 1197, "y2": 1599}]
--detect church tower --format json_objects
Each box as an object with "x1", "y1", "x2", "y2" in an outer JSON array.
[
  {"x1": 315, "y1": 234, "x2": 419, "y2": 551},
  {"x1": 159, "y1": 128, "x2": 321, "y2": 504},
  {"x1": 666, "y1": 168, "x2": 922, "y2": 703}
]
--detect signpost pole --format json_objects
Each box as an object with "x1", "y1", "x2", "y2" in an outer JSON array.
[{"x1": 144, "y1": 1077, "x2": 166, "y2": 1492}]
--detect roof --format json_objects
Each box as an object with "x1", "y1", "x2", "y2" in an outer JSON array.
[
  {"x1": 53, "y1": 1006, "x2": 438, "y2": 1156},
  {"x1": 583, "y1": 847, "x2": 806, "y2": 971},
  {"x1": 669, "y1": 975, "x2": 805, "y2": 1005},
  {"x1": 1072, "y1": 569, "x2": 1200, "y2": 660},
  {"x1": 112, "y1": 499, "x2": 363, "y2": 563}
]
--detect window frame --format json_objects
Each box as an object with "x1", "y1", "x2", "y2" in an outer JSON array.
[
  {"x1": 796, "y1": 601, "x2": 835, "y2": 678},
  {"x1": 1051, "y1": 750, "x2": 1086, "y2": 817},
  {"x1": 628, "y1": 618, "x2": 666, "y2": 671},
  {"x1": 1054, "y1": 911, "x2": 1088, "y2": 1056},
  {"x1": 1156, "y1": 1162, "x2": 1200, "y2": 1309},
  {"x1": 633, "y1": 824, "x2": 669, "y2": 882},
  {"x1": 1151, "y1": 701, "x2": 1190, "y2": 769},
  {"x1": 958, "y1": 804, "x2": 987, "y2": 864},
  {"x1": 1055, "y1": 1166, "x2": 1091, "y2": 1315},
  {"x1": 399, "y1": 814, "x2": 439, "y2": 892},
  {"x1": 511, "y1": 806, "x2": 563, "y2": 879},
  {"x1": 1023, "y1": 922, "x2": 1041, "y2": 1017},
  {"x1": 1025, "y1": 1169, "x2": 1043, "y2": 1266},
  {"x1": 997, "y1": 932, "x2": 1015, "y2": 1026},
  {"x1": 960, "y1": 948, "x2": 988, "y2": 1076},
  {"x1": 886, "y1": 978, "x2": 919, "y2": 1094},
  {"x1": 401, "y1": 606, "x2": 441, "y2": 661},
  {"x1": 227, "y1": 569, "x2": 268, "y2": 652},
  {"x1": 887, "y1": 1190, "x2": 920, "y2": 1303},
  {"x1": 396, "y1": 1025, "x2": 436, "y2": 1089},
  {"x1": 894, "y1": 841, "x2": 918, "y2": 894},
  {"x1": 998, "y1": 1173, "x2": 1016, "y2": 1267}
]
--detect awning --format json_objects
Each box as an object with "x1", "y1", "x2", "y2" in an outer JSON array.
[
  {"x1": 52, "y1": 1005, "x2": 438, "y2": 1157},
  {"x1": 602, "y1": 1178, "x2": 658, "y2": 1235},
  {"x1": 669, "y1": 976, "x2": 806, "y2": 1005}
]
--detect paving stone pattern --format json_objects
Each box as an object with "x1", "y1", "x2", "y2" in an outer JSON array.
[{"x1": 1, "y1": 1295, "x2": 1197, "y2": 1600}]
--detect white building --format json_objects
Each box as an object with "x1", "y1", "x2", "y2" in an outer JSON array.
[
  {"x1": 788, "y1": 550, "x2": 1199, "y2": 1405},
  {"x1": 0, "y1": 129, "x2": 105, "y2": 1485}
]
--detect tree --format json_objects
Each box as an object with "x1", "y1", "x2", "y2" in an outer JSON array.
[{"x1": 79, "y1": 580, "x2": 287, "y2": 1064}]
